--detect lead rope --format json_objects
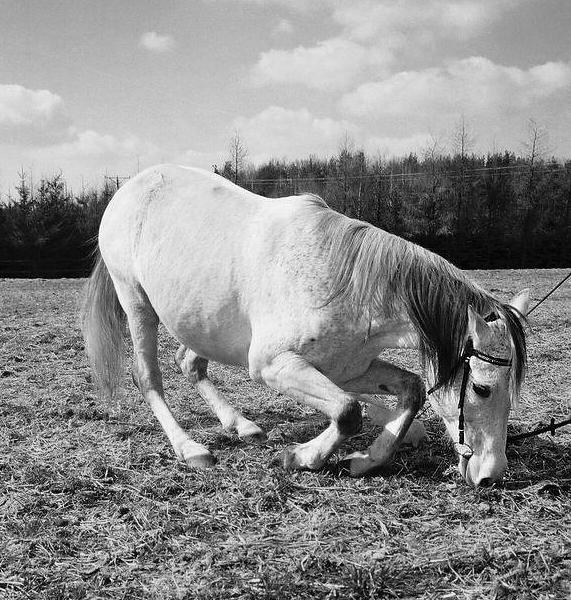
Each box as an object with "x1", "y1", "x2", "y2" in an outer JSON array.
[
  {"x1": 508, "y1": 270, "x2": 571, "y2": 444},
  {"x1": 526, "y1": 270, "x2": 571, "y2": 316},
  {"x1": 508, "y1": 417, "x2": 571, "y2": 443}
]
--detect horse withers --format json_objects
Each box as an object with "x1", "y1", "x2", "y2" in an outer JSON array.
[{"x1": 82, "y1": 165, "x2": 528, "y2": 486}]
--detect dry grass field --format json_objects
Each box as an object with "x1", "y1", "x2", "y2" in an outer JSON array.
[{"x1": 1, "y1": 269, "x2": 570, "y2": 599}]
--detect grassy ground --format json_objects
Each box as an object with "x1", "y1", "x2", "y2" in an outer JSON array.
[{"x1": 1, "y1": 270, "x2": 570, "y2": 600}]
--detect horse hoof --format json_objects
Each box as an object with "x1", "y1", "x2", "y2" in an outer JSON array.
[
  {"x1": 175, "y1": 441, "x2": 217, "y2": 469},
  {"x1": 273, "y1": 444, "x2": 325, "y2": 471},
  {"x1": 277, "y1": 444, "x2": 301, "y2": 470},
  {"x1": 342, "y1": 451, "x2": 378, "y2": 477},
  {"x1": 270, "y1": 444, "x2": 306, "y2": 470},
  {"x1": 184, "y1": 452, "x2": 217, "y2": 469},
  {"x1": 238, "y1": 423, "x2": 268, "y2": 445}
]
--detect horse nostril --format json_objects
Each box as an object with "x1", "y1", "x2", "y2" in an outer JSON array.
[{"x1": 478, "y1": 477, "x2": 493, "y2": 488}]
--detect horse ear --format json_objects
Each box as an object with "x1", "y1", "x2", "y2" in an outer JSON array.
[
  {"x1": 467, "y1": 305, "x2": 490, "y2": 342},
  {"x1": 509, "y1": 289, "x2": 530, "y2": 316}
]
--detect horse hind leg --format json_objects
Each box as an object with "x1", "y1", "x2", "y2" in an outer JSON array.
[
  {"x1": 117, "y1": 284, "x2": 215, "y2": 468},
  {"x1": 175, "y1": 346, "x2": 267, "y2": 444}
]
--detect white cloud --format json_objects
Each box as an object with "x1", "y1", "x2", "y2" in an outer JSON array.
[
  {"x1": 242, "y1": 0, "x2": 528, "y2": 40},
  {"x1": 0, "y1": 84, "x2": 62, "y2": 126},
  {"x1": 441, "y1": 2, "x2": 497, "y2": 37},
  {"x1": 332, "y1": 0, "x2": 527, "y2": 42},
  {"x1": 0, "y1": 90, "x2": 163, "y2": 192},
  {"x1": 234, "y1": 106, "x2": 356, "y2": 160},
  {"x1": 528, "y1": 61, "x2": 571, "y2": 93},
  {"x1": 229, "y1": 0, "x2": 327, "y2": 11},
  {"x1": 363, "y1": 133, "x2": 433, "y2": 158},
  {"x1": 0, "y1": 129, "x2": 163, "y2": 194},
  {"x1": 139, "y1": 31, "x2": 175, "y2": 53},
  {"x1": 175, "y1": 148, "x2": 222, "y2": 170},
  {"x1": 232, "y1": 105, "x2": 428, "y2": 162},
  {"x1": 233, "y1": 0, "x2": 527, "y2": 24},
  {"x1": 272, "y1": 19, "x2": 294, "y2": 36},
  {"x1": 31, "y1": 129, "x2": 160, "y2": 161},
  {"x1": 250, "y1": 0, "x2": 532, "y2": 91},
  {"x1": 0, "y1": 84, "x2": 70, "y2": 145},
  {"x1": 340, "y1": 58, "x2": 571, "y2": 132},
  {"x1": 8, "y1": 129, "x2": 160, "y2": 191},
  {"x1": 252, "y1": 38, "x2": 391, "y2": 91}
]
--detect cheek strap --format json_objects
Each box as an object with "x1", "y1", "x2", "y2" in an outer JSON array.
[{"x1": 458, "y1": 358, "x2": 471, "y2": 445}]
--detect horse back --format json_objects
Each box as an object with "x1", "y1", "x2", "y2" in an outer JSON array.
[{"x1": 98, "y1": 165, "x2": 337, "y2": 365}]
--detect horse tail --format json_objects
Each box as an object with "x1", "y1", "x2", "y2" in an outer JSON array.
[{"x1": 81, "y1": 250, "x2": 126, "y2": 398}]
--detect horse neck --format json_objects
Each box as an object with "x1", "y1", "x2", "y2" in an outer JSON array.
[
  {"x1": 318, "y1": 211, "x2": 496, "y2": 384},
  {"x1": 373, "y1": 233, "x2": 498, "y2": 385}
]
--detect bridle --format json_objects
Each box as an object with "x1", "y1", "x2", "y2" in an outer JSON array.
[
  {"x1": 423, "y1": 272, "x2": 571, "y2": 463},
  {"x1": 427, "y1": 337, "x2": 512, "y2": 459}
]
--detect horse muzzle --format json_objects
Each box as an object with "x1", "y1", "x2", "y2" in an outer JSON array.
[{"x1": 459, "y1": 452, "x2": 507, "y2": 487}]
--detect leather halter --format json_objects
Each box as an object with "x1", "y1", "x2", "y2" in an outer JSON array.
[{"x1": 427, "y1": 338, "x2": 512, "y2": 459}]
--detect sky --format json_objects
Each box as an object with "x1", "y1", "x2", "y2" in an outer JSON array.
[{"x1": 1, "y1": 0, "x2": 570, "y2": 194}]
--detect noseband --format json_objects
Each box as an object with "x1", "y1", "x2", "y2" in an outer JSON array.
[{"x1": 427, "y1": 338, "x2": 512, "y2": 459}]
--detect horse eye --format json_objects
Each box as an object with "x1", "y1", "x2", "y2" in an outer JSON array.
[{"x1": 472, "y1": 383, "x2": 491, "y2": 398}]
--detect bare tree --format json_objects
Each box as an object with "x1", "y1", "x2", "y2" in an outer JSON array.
[
  {"x1": 336, "y1": 132, "x2": 368, "y2": 217},
  {"x1": 451, "y1": 116, "x2": 476, "y2": 230},
  {"x1": 337, "y1": 132, "x2": 354, "y2": 214},
  {"x1": 522, "y1": 118, "x2": 551, "y2": 202},
  {"x1": 524, "y1": 118, "x2": 549, "y2": 173},
  {"x1": 451, "y1": 115, "x2": 475, "y2": 160},
  {"x1": 520, "y1": 119, "x2": 551, "y2": 265},
  {"x1": 228, "y1": 130, "x2": 248, "y2": 184},
  {"x1": 420, "y1": 134, "x2": 447, "y2": 236},
  {"x1": 423, "y1": 133, "x2": 444, "y2": 163}
]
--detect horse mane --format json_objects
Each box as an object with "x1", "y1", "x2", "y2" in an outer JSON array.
[{"x1": 308, "y1": 202, "x2": 527, "y2": 396}]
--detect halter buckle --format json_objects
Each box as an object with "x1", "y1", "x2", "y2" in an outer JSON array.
[{"x1": 454, "y1": 442, "x2": 473, "y2": 459}]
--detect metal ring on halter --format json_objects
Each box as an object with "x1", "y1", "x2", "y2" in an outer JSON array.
[{"x1": 454, "y1": 442, "x2": 474, "y2": 459}]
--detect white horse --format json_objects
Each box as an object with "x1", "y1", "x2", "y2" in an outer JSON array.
[{"x1": 82, "y1": 165, "x2": 529, "y2": 487}]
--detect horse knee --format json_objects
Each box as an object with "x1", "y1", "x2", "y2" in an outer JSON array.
[{"x1": 337, "y1": 399, "x2": 362, "y2": 436}]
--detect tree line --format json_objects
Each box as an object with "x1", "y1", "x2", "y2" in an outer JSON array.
[
  {"x1": 0, "y1": 172, "x2": 112, "y2": 277},
  {"x1": 0, "y1": 149, "x2": 569, "y2": 277}
]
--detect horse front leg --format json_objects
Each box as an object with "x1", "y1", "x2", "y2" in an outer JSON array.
[
  {"x1": 254, "y1": 351, "x2": 362, "y2": 470},
  {"x1": 341, "y1": 358, "x2": 426, "y2": 476}
]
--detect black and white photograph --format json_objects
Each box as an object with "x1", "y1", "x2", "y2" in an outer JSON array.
[{"x1": 1, "y1": 1, "x2": 570, "y2": 598}]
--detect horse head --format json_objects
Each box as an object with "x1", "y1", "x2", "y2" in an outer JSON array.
[{"x1": 431, "y1": 290, "x2": 529, "y2": 486}]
